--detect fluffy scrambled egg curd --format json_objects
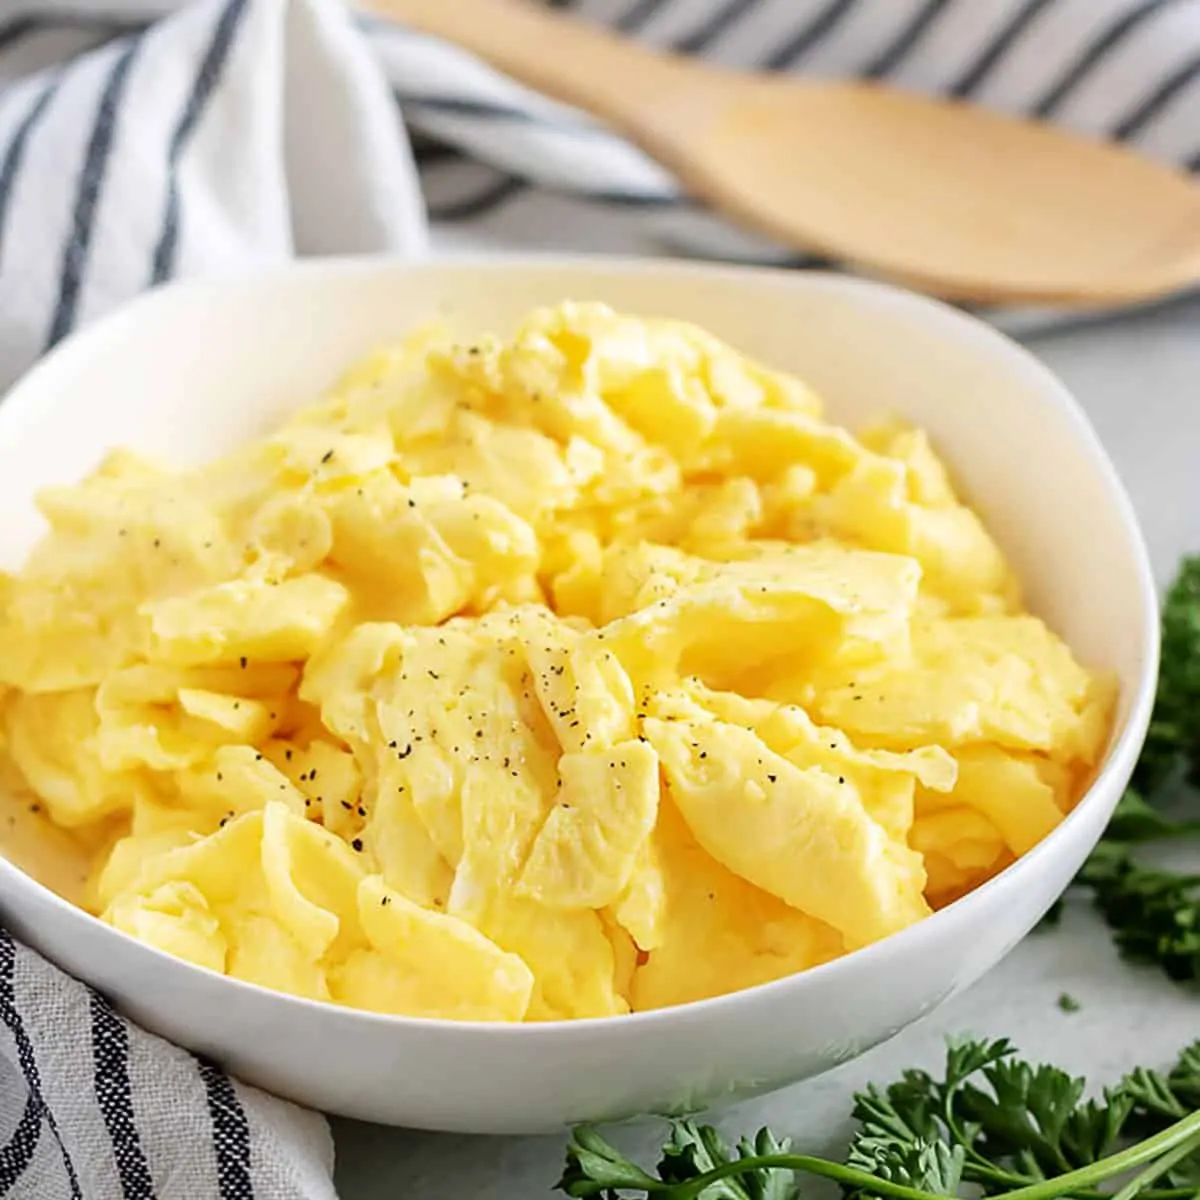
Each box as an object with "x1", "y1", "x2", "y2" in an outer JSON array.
[{"x1": 0, "y1": 302, "x2": 1114, "y2": 1022}]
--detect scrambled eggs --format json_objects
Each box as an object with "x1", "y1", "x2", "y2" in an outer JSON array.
[{"x1": 0, "y1": 303, "x2": 1114, "y2": 1022}]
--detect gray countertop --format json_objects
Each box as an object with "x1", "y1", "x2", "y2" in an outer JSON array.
[{"x1": 332, "y1": 292, "x2": 1200, "y2": 1200}]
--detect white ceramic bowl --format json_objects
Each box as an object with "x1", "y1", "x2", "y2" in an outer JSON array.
[{"x1": 0, "y1": 258, "x2": 1157, "y2": 1133}]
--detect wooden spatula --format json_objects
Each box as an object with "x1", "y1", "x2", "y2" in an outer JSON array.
[{"x1": 366, "y1": 0, "x2": 1200, "y2": 308}]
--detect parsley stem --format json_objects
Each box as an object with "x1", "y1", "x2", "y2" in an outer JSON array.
[
  {"x1": 939, "y1": 1099, "x2": 1028, "y2": 1190},
  {"x1": 995, "y1": 1109, "x2": 1200, "y2": 1200},
  {"x1": 1109, "y1": 1138, "x2": 1200, "y2": 1200},
  {"x1": 653, "y1": 1109, "x2": 1200, "y2": 1200},
  {"x1": 665, "y1": 1153, "x2": 947, "y2": 1200}
]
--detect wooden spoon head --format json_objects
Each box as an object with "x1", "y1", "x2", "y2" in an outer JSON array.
[{"x1": 649, "y1": 79, "x2": 1200, "y2": 307}]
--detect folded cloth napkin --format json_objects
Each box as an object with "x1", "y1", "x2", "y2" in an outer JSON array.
[{"x1": 1, "y1": 0, "x2": 1199, "y2": 1196}]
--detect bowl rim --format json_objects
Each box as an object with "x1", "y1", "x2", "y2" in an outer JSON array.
[{"x1": 0, "y1": 252, "x2": 1161, "y2": 1040}]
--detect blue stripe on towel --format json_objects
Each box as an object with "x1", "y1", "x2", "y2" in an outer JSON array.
[
  {"x1": 0, "y1": 72, "x2": 65, "y2": 267},
  {"x1": 91, "y1": 991, "x2": 156, "y2": 1200},
  {"x1": 150, "y1": 0, "x2": 250, "y2": 285},
  {"x1": 44, "y1": 34, "x2": 141, "y2": 349},
  {"x1": 194, "y1": 1055, "x2": 254, "y2": 1200},
  {"x1": 0, "y1": 930, "x2": 81, "y2": 1199}
]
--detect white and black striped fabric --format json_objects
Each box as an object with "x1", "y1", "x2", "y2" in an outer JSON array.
[
  {"x1": 0, "y1": 0, "x2": 428, "y2": 393},
  {"x1": 2, "y1": 0, "x2": 1200, "y2": 1195},
  {"x1": 0, "y1": 928, "x2": 335, "y2": 1199}
]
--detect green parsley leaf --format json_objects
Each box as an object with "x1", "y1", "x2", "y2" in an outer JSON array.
[
  {"x1": 559, "y1": 1127, "x2": 663, "y2": 1197},
  {"x1": 1103, "y1": 788, "x2": 1187, "y2": 844},
  {"x1": 1081, "y1": 845, "x2": 1200, "y2": 983},
  {"x1": 563, "y1": 1120, "x2": 801, "y2": 1200},
  {"x1": 1134, "y1": 556, "x2": 1200, "y2": 795},
  {"x1": 657, "y1": 1124, "x2": 798, "y2": 1200},
  {"x1": 1120, "y1": 1040, "x2": 1200, "y2": 1190},
  {"x1": 844, "y1": 1136, "x2": 965, "y2": 1199},
  {"x1": 843, "y1": 1037, "x2": 1132, "y2": 1194}
]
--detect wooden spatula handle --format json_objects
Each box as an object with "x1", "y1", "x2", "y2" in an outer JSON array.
[{"x1": 363, "y1": 0, "x2": 692, "y2": 120}]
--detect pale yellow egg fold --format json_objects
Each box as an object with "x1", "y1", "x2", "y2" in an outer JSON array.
[
  {"x1": 644, "y1": 718, "x2": 930, "y2": 950},
  {"x1": 0, "y1": 300, "x2": 1114, "y2": 1020},
  {"x1": 100, "y1": 803, "x2": 535, "y2": 1021}
]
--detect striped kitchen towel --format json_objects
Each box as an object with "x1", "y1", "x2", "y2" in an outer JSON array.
[
  {"x1": 1, "y1": 0, "x2": 1200, "y2": 1197},
  {"x1": 0, "y1": 0, "x2": 428, "y2": 392},
  {"x1": 0, "y1": 927, "x2": 336, "y2": 1199}
]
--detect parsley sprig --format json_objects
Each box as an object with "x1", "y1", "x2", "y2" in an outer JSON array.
[
  {"x1": 1131, "y1": 558, "x2": 1200, "y2": 798},
  {"x1": 1080, "y1": 841, "x2": 1199, "y2": 982},
  {"x1": 560, "y1": 1038, "x2": 1200, "y2": 1200},
  {"x1": 1062, "y1": 557, "x2": 1200, "y2": 983}
]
